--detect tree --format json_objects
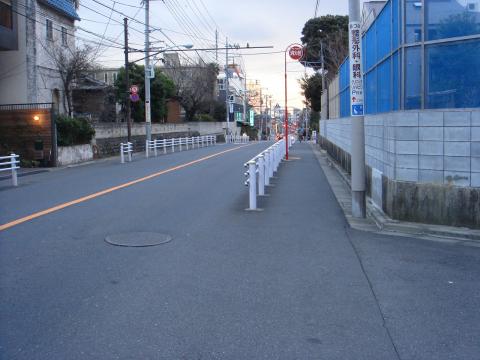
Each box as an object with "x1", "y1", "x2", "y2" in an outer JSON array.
[
  {"x1": 299, "y1": 73, "x2": 323, "y2": 112},
  {"x1": 163, "y1": 62, "x2": 219, "y2": 121},
  {"x1": 43, "y1": 43, "x2": 96, "y2": 116},
  {"x1": 114, "y1": 64, "x2": 175, "y2": 122},
  {"x1": 300, "y1": 15, "x2": 349, "y2": 80}
]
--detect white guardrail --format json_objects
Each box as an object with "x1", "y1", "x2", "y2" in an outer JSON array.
[
  {"x1": 120, "y1": 135, "x2": 217, "y2": 163},
  {"x1": 243, "y1": 136, "x2": 296, "y2": 210},
  {"x1": 0, "y1": 153, "x2": 20, "y2": 186},
  {"x1": 226, "y1": 134, "x2": 250, "y2": 144},
  {"x1": 120, "y1": 142, "x2": 133, "y2": 163},
  {"x1": 146, "y1": 135, "x2": 216, "y2": 158}
]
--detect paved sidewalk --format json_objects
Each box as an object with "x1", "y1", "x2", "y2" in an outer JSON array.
[{"x1": 309, "y1": 142, "x2": 480, "y2": 245}]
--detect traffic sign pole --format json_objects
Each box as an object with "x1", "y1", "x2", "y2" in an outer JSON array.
[{"x1": 284, "y1": 44, "x2": 304, "y2": 160}]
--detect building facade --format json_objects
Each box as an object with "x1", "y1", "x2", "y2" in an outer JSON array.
[
  {"x1": 327, "y1": 0, "x2": 480, "y2": 118},
  {"x1": 320, "y1": 0, "x2": 480, "y2": 228},
  {"x1": 0, "y1": 0, "x2": 80, "y2": 113}
]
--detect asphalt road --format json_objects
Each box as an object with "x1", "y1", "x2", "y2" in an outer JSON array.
[{"x1": 1, "y1": 142, "x2": 479, "y2": 359}]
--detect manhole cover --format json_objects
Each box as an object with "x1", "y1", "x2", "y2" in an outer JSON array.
[{"x1": 105, "y1": 232, "x2": 173, "y2": 247}]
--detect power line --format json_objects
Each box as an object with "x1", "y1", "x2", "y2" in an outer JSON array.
[{"x1": 83, "y1": 0, "x2": 200, "y2": 65}]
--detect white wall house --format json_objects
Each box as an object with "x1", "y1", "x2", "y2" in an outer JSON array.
[{"x1": 0, "y1": 0, "x2": 80, "y2": 113}]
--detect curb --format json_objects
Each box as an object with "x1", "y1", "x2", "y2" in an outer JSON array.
[{"x1": 311, "y1": 143, "x2": 480, "y2": 243}]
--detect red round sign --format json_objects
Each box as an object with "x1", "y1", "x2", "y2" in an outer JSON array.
[{"x1": 288, "y1": 45, "x2": 304, "y2": 61}]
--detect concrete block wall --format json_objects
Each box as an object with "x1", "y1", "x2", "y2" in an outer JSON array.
[{"x1": 320, "y1": 109, "x2": 480, "y2": 188}]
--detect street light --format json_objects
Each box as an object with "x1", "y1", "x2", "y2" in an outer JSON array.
[{"x1": 144, "y1": 44, "x2": 193, "y2": 142}]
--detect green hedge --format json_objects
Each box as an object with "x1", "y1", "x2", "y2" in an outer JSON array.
[
  {"x1": 193, "y1": 114, "x2": 215, "y2": 122},
  {"x1": 56, "y1": 115, "x2": 95, "y2": 146}
]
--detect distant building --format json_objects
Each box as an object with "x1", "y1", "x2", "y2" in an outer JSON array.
[
  {"x1": 0, "y1": 0, "x2": 80, "y2": 113},
  {"x1": 90, "y1": 68, "x2": 119, "y2": 86}
]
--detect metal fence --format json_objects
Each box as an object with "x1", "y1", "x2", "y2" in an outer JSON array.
[
  {"x1": 0, "y1": 153, "x2": 20, "y2": 186},
  {"x1": 243, "y1": 136, "x2": 295, "y2": 210},
  {"x1": 145, "y1": 135, "x2": 216, "y2": 158}
]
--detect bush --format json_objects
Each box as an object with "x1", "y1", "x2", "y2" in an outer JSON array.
[
  {"x1": 193, "y1": 114, "x2": 215, "y2": 122},
  {"x1": 56, "y1": 115, "x2": 95, "y2": 146}
]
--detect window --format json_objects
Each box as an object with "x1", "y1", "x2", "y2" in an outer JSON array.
[
  {"x1": 426, "y1": 40, "x2": 480, "y2": 109},
  {"x1": 0, "y1": 0, "x2": 12, "y2": 29},
  {"x1": 113, "y1": 73, "x2": 117, "y2": 82},
  {"x1": 426, "y1": 0, "x2": 480, "y2": 41},
  {"x1": 405, "y1": 0, "x2": 422, "y2": 43},
  {"x1": 217, "y1": 78, "x2": 225, "y2": 90},
  {"x1": 61, "y1": 27, "x2": 67, "y2": 46},
  {"x1": 405, "y1": 46, "x2": 421, "y2": 109},
  {"x1": 46, "y1": 19, "x2": 53, "y2": 41},
  {"x1": 104, "y1": 73, "x2": 108, "y2": 83}
]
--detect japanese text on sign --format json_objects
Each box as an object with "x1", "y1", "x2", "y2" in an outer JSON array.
[{"x1": 348, "y1": 21, "x2": 364, "y2": 116}]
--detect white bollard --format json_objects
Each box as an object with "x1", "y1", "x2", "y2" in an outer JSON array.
[
  {"x1": 171, "y1": 138, "x2": 175, "y2": 153},
  {"x1": 128, "y1": 143, "x2": 132, "y2": 162},
  {"x1": 264, "y1": 151, "x2": 270, "y2": 186},
  {"x1": 163, "y1": 139, "x2": 167, "y2": 154},
  {"x1": 248, "y1": 160, "x2": 257, "y2": 210},
  {"x1": 186, "y1": 137, "x2": 189, "y2": 150},
  {"x1": 120, "y1": 143, "x2": 125, "y2": 163},
  {"x1": 154, "y1": 140, "x2": 158, "y2": 157},
  {"x1": 258, "y1": 155, "x2": 265, "y2": 196},
  {"x1": 11, "y1": 154, "x2": 18, "y2": 187},
  {"x1": 146, "y1": 140, "x2": 149, "y2": 158}
]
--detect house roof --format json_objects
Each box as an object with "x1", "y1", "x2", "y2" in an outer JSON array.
[{"x1": 39, "y1": 0, "x2": 81, "y2": 21}]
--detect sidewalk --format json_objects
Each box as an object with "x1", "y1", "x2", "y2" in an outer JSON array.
[{"x1": 310, "y1": 142, "x2": 480, "y2": 245}]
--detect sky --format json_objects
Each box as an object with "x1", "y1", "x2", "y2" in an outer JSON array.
[{"x1": 77, "y1": 0, "x2": 349, "y2": 110}]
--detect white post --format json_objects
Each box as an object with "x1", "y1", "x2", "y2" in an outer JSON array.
[
  {"x1": 180, "y1": 138, "x2": 183, "y2": 151},
  {"x1": 163, "y1": 139, "x2": 167, "y2": 154},
  {"x1": 154, "y1": 139, "x2": 158, "y2": 157},
  {"x1": 11, "y1": 154, "x2": 18, "y2": 187},
  {"x1": 264, "y1": 151, "x2": 270, "y2": 186},
  {"x1": 258, "y1": 155, "x2": 265, "y2": 196},
  {"x1": 186, "y1": 137, "x2": 189, "y2": 150},
  {"x1": 248, "y1": 160, "x2": 257, "y2": 210},
  {"x1": 120, "y1": 143, "x2": 125, "y2": 163},
  {"x1": 171, "y1": 138, "x2": 175, "y2": 152},
  {"x1": 128, "y1": 143, "x2": 132, "y2": 162}
]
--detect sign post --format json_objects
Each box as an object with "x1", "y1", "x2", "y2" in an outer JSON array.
[
  {"x1": 348, "y1": 0, "x2": 366, "y2": 218},
  {"x1": 285, "y1": 43, "x2": 304, "y2": 160}
]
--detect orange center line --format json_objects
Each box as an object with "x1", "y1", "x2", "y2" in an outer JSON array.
[{"x1": 0, "y1": 145, "x2": 251, "y2": 232}]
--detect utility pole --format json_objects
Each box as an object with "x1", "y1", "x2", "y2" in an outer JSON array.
[
  {"x1": 215, "y1": 29, "x2": 218, "y2": 62},
  {"x1": 243, "y1": 71, "x2": 247, "y2": 129},
  {"x1": 124, "y1": 18, "x2": 131, "y2": 142},
  {"x1": 144, "y1": 0, "x2": 152, "y2": 142},
  {"x1": 225, "y1": 37, "x2": 230, "y2": 141},
  {"x1": 348, "y1": 0, "x2": 366, "y2": 217},
  {"x1": 259, "y1": 88, "x2": 263, "y2": 141}
]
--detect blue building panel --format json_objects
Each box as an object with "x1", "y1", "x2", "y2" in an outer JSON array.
[
  {"x1": 377, "y1": 58, "x2": 391, "y2": 113},
  {"x1": 366, "y1": 69, "x2": 377, "y2": 114},
  {"x1": 376, "y1": 1, "x2": 392, "y2": 62},
  {"x1": 40, "y1": 0, "x2": 81, "y2": 21}
]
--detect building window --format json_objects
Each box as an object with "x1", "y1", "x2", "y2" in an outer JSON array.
[
  {"x1": 426, "y1": 39, "x2": 480, "y2": 109},
  {"x1": 0, "y1": 0, "x2": 12, "y2": 29},
  {"x1": 217, "y1": 78, "x2": 225, "y2": 90},
  {"x1": 46, "y1": 19, "x2": 53, "y2": 41},
  {"x1": 113, "y1": 72, "x2": 117, "y2": 82},
  {"x1": 426, "y1": 0, "x2": 480, "y2": 41},
  {"x1": 61, "y1": 27, "x2": 68, "y2": 46}
]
